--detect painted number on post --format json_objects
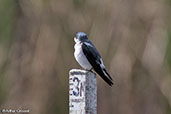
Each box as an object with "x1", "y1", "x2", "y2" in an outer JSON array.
[{"x1": 70, "y1": 77, "x2": 84, "y2": 97}]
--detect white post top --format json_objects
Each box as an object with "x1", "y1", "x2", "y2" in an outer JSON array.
[{"x1": 69, "y1": 69, "x2": 97, "y2": 114}]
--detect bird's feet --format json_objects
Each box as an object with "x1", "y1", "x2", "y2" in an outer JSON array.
[{"x1": 85, "y1": 68, "x2": 94, "y2": 73}]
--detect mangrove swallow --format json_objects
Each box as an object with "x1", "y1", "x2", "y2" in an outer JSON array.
[{"x1": 74, "y1": 32, "x2": 113, "y2": 86}]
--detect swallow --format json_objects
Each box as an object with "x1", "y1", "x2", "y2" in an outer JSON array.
[{"x1": 74, "y1": 32, "x2": 113, "y2": 86}]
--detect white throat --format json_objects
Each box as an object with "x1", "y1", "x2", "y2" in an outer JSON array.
[{"x1": 74, "y1": 37, "x2": 80, "y2": 44}]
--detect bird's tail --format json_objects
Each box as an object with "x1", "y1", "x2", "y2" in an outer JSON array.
[
  {"x1": 94, "y1": 67, "x2": 113, "y2": 86},
  {"x1": 101, "y1": 74, "x2": 113, "y2": 86},
  {"x1": 103, "y1": 68, "x2": 113, "y2": 81}
]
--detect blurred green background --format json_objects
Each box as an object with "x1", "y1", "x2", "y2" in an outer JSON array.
[{"x1": 0, "y1": 0, "x2": 171, "y2": 114}]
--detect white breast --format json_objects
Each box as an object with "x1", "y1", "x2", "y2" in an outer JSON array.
[{"x1": 74, "y1": 42, "x2": 92, "y2": 70}]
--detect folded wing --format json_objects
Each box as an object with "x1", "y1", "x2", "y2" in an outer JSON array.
[{"x1": 82, "y1": 42, "x2": 113, "y2": 86}]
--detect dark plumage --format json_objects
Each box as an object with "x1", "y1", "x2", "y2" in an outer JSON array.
[
  {"x1": 82, "y1": 42, "x2": 113, "y2": 86},
  {"x1": 74, "y1": 32, "x2": 113, "y2": 86}
]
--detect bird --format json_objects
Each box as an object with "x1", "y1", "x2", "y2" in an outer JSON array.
[{"x1": 74, "y1": 32, "x2": 113, "y2": 86}]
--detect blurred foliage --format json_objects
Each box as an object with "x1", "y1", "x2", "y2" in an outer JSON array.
[
  {"x1": 0, "y1": 0, "x2": 16, "y2": 106},
  {"x1": 166, "y1": 30, "x2": 171, "y2": 67},
  {"x1": 0, "y1": 0, "x2": 170, "y2": 114},
  {"x1": 0, "y1": 0, "x2": 16, "y2": 44}
]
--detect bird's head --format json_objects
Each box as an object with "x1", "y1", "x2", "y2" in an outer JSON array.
[{"x1": 74, "y1": 32, "x2": 88, "y2": 43}]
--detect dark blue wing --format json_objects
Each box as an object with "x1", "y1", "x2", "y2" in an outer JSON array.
[{"x1": 82, "y1": 41, "x2": 113, "y2": 86}]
